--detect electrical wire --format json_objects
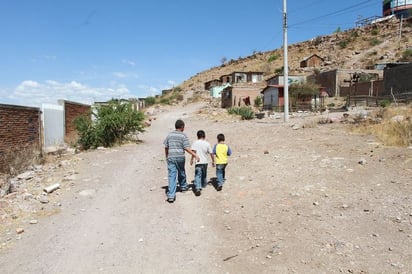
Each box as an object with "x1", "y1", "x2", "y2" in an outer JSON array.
[{"x1": 289, "y1": 0, "x2": 379, "y2": 28}]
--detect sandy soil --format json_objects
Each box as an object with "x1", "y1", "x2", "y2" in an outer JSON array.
[{"x1": 0, "y1": 101, "x2": 411, "y2": 273}]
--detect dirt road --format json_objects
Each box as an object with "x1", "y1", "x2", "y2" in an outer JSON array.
[{"x1": 1, "y1": 102, "x2": 411, "y2": 273}]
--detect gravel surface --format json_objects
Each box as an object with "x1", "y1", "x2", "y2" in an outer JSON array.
[{"x1": 1, "y1": 101, "x2": 411, "y2": 273}]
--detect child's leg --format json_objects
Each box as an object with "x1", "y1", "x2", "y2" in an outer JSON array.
[
  {"x1": 216, "y1": 164, "x2": 225, "y2": 186},
  {"x1": 201, "y1": 164, "x2": 208, "y2": 188},
  {"x1": 194, "y1": 165, "x2": 202, "y2": 191}
]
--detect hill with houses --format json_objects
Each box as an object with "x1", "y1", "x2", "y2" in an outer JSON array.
[{"x1": 175, "y1": 16, "x2": 412, "y2": 108}]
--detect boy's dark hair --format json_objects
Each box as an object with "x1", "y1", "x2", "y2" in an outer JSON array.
[
  {"x1": 217, "y1": 133, "x2": 225, "y2": 142},
  {"x1": 175, "y1": 119, "x2": 185, "y2": 129},
  {"x1": 197, "y1": 130, "x2": 205, "y2": 138}
]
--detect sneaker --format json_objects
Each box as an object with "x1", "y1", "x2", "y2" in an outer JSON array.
[
  {"x1": 194, "y1": 189, "x2": 201, "y2": 196},
  {"x1": 166, "y1": 197, "x2": 175, "y2": 203},
  {"x1": 180, "y1": 187, "x2": 188, "y2": 193},
  {"x1": 217, "y1": 185, "x2": 223, "y2": 191}
]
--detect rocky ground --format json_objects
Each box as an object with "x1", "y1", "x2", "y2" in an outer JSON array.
[{"x1": 0, "y1": 101, "x2": 411, "y2": 273}]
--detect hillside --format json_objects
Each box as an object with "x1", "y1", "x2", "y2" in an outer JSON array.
[{"x1": 178, "y1": 16, "x2": 412, "y2": 94}]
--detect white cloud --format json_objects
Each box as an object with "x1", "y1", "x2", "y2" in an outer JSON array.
[
  {"x1": 113, "y1": 72, "x2": 128, "y2": 78},
  {"x1": 122, "y1": 59, "x2": 136, "y2": 67},
  {"x1": 5, "y1": 80, "x2": 134, "y2": 107},
  {"x1": 30, "y1": 55, "x2": 57, "y2": 63},
  {"x1": 17, "y1": 80, "x2": 40, "y2": 90},
  {"x1": 113, "y1": 72, "x2": 139, "y2": 79}
]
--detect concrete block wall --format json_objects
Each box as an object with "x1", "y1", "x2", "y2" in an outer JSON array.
[{"x1": 0, "y1": 104, "x2": 42, "y2": 173}]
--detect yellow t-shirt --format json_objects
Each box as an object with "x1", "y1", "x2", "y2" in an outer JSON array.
[{"x1": 213, "y1": 143, "x2": 232, "y2": 164}]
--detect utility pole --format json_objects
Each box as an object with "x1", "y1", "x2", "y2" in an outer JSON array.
[{"x1": 283, "y1": 0, "x2": 289, "y2": 122}]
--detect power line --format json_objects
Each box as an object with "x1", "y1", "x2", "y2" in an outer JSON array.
[{"x1": 289, "y1": 0, "x2": 377, "y2": 28}]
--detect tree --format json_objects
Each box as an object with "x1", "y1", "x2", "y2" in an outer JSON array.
[
  {"x1": 220, "y1": 57, "x2": 227, "y2": 65},
  {"x1": 74, "y1": 99, "x2": 145, "y2": 150},
  {"x1": 289, "y1": 82, "x2": 320, "y2": 107}
]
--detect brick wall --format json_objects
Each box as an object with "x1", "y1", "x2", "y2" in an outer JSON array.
[
  {"x1": 59, "y1": 100, "x2": 91, "y2": 145},
  {"x1": 0, "y1": 104, "x2": 42, "y2": 173}
]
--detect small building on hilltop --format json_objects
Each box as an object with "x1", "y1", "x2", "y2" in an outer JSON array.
[{"x1": 300, "y1": 54, "x2": 324, "y2": 68}]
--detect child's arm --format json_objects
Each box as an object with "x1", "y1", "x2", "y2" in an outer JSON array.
[
  {"x1": 210, "y1": 153, "x2": 215, "y2": 167},
  {"x1": 227, "y1": 146, "x2": 232, "y2": 156},
  {"x1": 190, "y1": 150, "x2": 197, "y2": 165}
]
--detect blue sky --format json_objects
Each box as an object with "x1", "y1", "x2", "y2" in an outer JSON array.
[{"x1": 0, "y1": 0, "x2": 382, "y2": 107}]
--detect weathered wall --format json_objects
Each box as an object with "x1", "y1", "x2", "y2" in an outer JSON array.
[
  {"x1": 314, "y1": 69, "x2": 384, "y2": 97},
  {"x1": 222, "y1": 85, "x2": 263, "y2": 108},
  {"x1": 340, "y1": 79, "x2": 385, "y2": 96},
  {"x1": 58, "y1": 100, "x2": 91, "y2": 145},
  {"x1": 384, "y1": 63, "x2": 412, "y2": 95},
  {"x1": 0, "y1": 104, "x2": 42, "y2": 173}
]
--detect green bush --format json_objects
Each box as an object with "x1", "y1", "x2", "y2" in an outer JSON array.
[
  {"x1": 268, "y1": 54, "x2": 279, "y2": 62},
  {"x1": 379, "y1": 100, "x2": 391, "y2": 108},
  {"x1": 159, "y1": 98, "x2": 171, "y2": 105},
  {"x1": 369, "y1": 38, "x2": 381, "y2": 46},
  {"x1": 339, "y1": 39, "x2": 349, "y2": 49},
  {"x1": 401, "y1": 48, "x2": 412, "y2": 61},
  {"x1": 145, "y1": 96, "x2": 156, "y2": 106},
  {"x1": 227, "y1": 107, "x2": 255, "y2": 120},
  {"x1": 254, "y1": 96, "x2": 263, "y2": 107},
  {"x1": 74, "y1": 99, "x2": 145, "y2": 150}
]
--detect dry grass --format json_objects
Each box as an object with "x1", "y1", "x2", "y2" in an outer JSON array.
[
  {"x1": 351, "y1": 104, "x2": 412, "y2": 147},
  {"x1": 0, "y1": 144, "x2": 43, "y2": 176}
]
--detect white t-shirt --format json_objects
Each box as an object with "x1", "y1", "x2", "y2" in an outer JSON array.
[{"x1": 191, "y1": 139, "x2": 212, "y2": 164}]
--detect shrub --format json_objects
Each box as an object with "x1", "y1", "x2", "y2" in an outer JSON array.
[
  {"x1": 254, "y1": 96, "x2": 263, "y2": 107},
  {"x1": 369, "y1": 38, "x2": 381, "y2": 46},
  {"x1": 339, "y1": 39, "x2": 349, "y2": 49},
  {"x1": 379, "y1": 99, "x2": 391, "y2": 108},
  {"x1": 145, "y1": 96, "x2": 156, "y2": 106},
  {"x1": 159, "y1": 98, "x2": 170, "y2": 105},
  {"x1": 74, "y1": 99, "x2": 145, "y2": 150},
  {"x1": 401, "y1": 48, "x2": 412, "y2": 61},
  {"x1": 350, "y1": 30, "x2": 359, "y2": 38},
  {"x1": 227, "y1": 107, "x2": 255, "y2": 120},
  {"x1": 268, "y1": 54, "x2": 279, "y2": 62}
]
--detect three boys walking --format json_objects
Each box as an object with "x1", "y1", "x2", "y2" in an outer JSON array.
[{"x1": 163, "y1": 119, "x2": 232, "y2": 203}]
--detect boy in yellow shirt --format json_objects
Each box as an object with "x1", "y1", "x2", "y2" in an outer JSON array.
[{"x1": 212, "y1": 133, "x2": 232, "y2": 191}]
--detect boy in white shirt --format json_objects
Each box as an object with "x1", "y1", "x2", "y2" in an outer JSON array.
[{"x1": 190, "y1": 130, "x2": 215, "y2": 196}]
